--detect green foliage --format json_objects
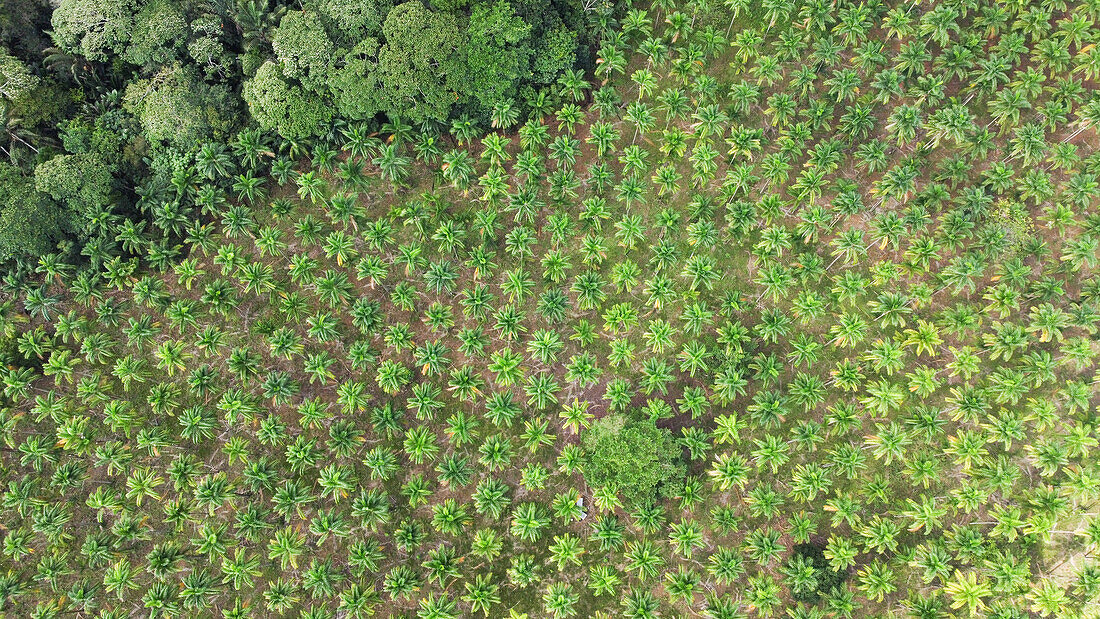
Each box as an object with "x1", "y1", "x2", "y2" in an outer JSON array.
[
  {"x1": 0, "y1": 163, "x2": 61, "y2": 260},
  {"x1": 462, "y1": 0, "x2": 534, "y2": 111},
  {"x1": 50, "y1": 0, "x2": 136, "y2": 61},
  {"x1": 529, "y1": 24, "x2": 578, "y2": 85},
  {"x1": 122, "y1": 0, "x2": 187, "y2": 68},
  {"x1": 243, "y1": 61, "x2": 332, "y2": 140},
  {"x1": 265, "y1": 0, "x2": 596, "y2": 128},
  {"x1": 58, "y1": 111, "x2": 139, "y2": 172},
  {"x1": 272, "y1": 10, "x2": 335, "y2": 92},
  {"x1": 0, "y1": 48, "x2": 39, "y2": 105},
  {"x1": 0, "y1": 0, "x2": 53, "y2": 59},
  {"x1": 580, "y1": 414, "x2": 685, "y2": 507},
  {"x1": 328, "y1": 38, "x2": 383, "y2": 121},
  {"x1": 188, "y1": 13, "x2": 236, "y2": 79},
  {"x1": 33, "y1": 153, "x2": 112, "y2": 236},
  {"x1": 308, "y1": 0, "x2": 392, "y2": 41},
  {"x1": 988, "y1": 199, "x2": 1035, "y2": 253},
  {"x1": 373, "y1": 1, "x2": 464, "y2": 124},
  {"x1": 789, "y1": 543, "x2": 848, "y2": 604},
  {"x1": 123, "y1": 64, "x2": 239, "y2": 147}
]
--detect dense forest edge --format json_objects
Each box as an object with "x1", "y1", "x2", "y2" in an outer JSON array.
[{"x1": 0, "y1": 0, "x2": 619, "y2": 263}]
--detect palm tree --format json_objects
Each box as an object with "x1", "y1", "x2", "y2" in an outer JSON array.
[
  {"x1": 586, "y1": 122, "x2": 619, "y2": 158},
  {"x1": 341, "y1": 123, "x2": 380, "y2": 159},
  {"x1": 381, "y1": 116, "x2": 414, "y2": 145},
  {"x1": 479, "y1": 434, "x2": 514, "y2": 472},
  {"x1": 511, "y1": 502, "x2": 550, "y2": 541},
  {"x1": 102, "y1": 558, "x2": 138, "y2": 600},
  {"x1": 326, "y1": 193, "x2": 364, "y2": 229},
  {"x1": 462, "y1": 574, "x2": 501, "y2": 616},
  {"x1": 548, "y1": 532, "x2": 585, "y2": 569},
  {"x1": 943, "y1": 570, "x2": 991, "y2": 616},
  {"x1": 480, "y1": 133, "x2": 511, "y2": 167},
  {"x1": 22, "y1": 286, "x2": 61, "y2": 320},
  {"x1": 417, "y1": 593, "x2": 458, "y2": 619},
  {"x1": 543, "y1": 582, "x2": 578, "y2": 618},
  {"x1": 490, "y1": 99, "x2": 519, "y2": 129},
  {"x1": 441, "y1": 149, "x2": 475, "y2": 191},
  {"x1": 449, "y1": 115, "x2": 479, "y2": 145},
  {"x1": 666, "y1": 519, "x2": 705, "y2": 559},
  {"x1": 651, "y1": 164, "x2": 682, "y2": 196},
  {"x1": 595, "y1": 44, "x2": 627, "y2": 83},
  {"x1": 624, "y1": 101, "x2": 656, "y2": 142},
  {"x1": 524, "y1": 372, "x2": 559, "y2": 409},
  {"x1": 196, "y1": 142, "x2": 236, "y2": 179},
  {"x1": 558, "y1": 68, "x2": 589, "y2": 102},
  {"x1": 373, "y1": 143, "x2": 411, "y2": 184},
  {"x1": 401, "y1": 425, "x2": 439, "y2": 465},
  {"x1": 413, "y1": 134, "x2": 444, "y2": 166},
  {"x1": 591, "y1": 86, "x2": 621, "y2": 119},
  {"x1": 375, "y1": 360, "x2": 410, "y2": 395}
]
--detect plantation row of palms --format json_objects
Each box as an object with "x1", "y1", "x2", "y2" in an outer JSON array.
[{"x1": 2, "y1": 0, "x2": 1100, "y2": 617}]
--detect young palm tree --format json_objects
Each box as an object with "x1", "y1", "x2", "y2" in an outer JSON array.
[
  {"x1": 490, "y1": 99, "x2": 519, "y2": 129},
  {"x1": 373, "y1": 143, "x2": 412, "y2": 184},
  {"x1": 511, "y1": 502, "x2": 550, "y2": 542},
  {"x1": 543, "y1": 582, "x2": 579, "y2": 618},
  {"x1": 462, "y1": 574, "x2": 501, "y2": 616}
]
